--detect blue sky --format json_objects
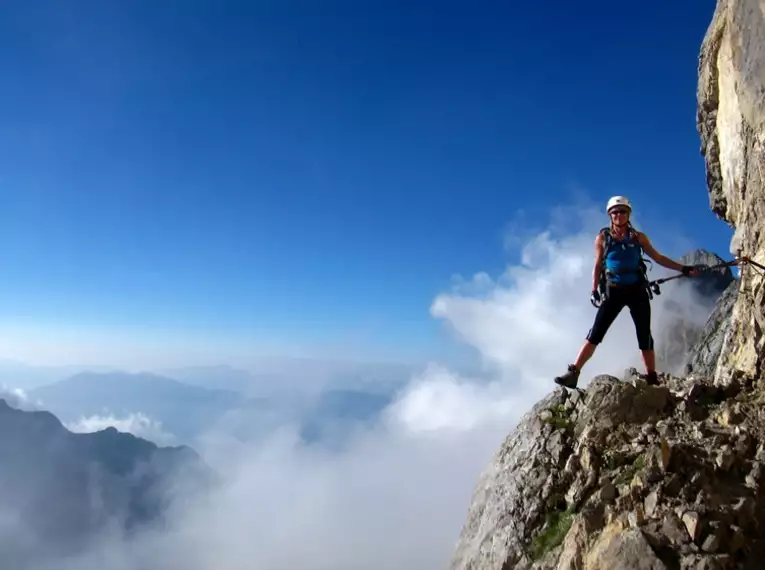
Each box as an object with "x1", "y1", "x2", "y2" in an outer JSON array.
[{"x1": 0, "y1": 0, "x2": 729, "y2": 367}]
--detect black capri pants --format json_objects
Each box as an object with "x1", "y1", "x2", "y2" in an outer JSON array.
[{"x1": 586, "y1": 283, "x2": 654, "y2": 350}]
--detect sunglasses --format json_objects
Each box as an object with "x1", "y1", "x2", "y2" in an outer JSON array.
[{"x1": 610, "y1": 209, "x2": 629, "y2": 215}]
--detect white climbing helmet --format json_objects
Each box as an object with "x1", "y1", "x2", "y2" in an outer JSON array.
[{"x1": 606, "y1": 195, "x2": 632, "y2": 213}]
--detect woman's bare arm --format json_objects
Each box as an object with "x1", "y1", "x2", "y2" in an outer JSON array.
[
  {"x1": 592, "y1": 232, "x2": 605, "y2": 291},
  {"x1": 637, "y1": 232, "x2": 686, "y2": 272}
]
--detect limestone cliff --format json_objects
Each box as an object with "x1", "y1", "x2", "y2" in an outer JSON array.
[{"x1": 697, "y1": 0, "x2": 765, "y2": 385}]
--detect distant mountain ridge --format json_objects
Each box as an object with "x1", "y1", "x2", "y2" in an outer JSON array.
[
  {"x1": 28, "y1": 368, "x2": 409, "y2": 449},
  {"x1": 30, "y1": 371, "x2": 253, "y2": 444},
  {"x1": 161, "y1": 359, "x2": 417, "y2": 397},
  {"x1": 0, "y1": 398, "x2": 214, "y2": 568}
]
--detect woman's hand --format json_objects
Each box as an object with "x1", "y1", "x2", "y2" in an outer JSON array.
[{"x1": 681, "y1": 264, "x2": 708, "y2": 277}]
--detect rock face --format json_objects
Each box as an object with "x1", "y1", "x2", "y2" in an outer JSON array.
[
  {"x1": 450, "y1": 373, "x2": 765, "y2": 569},
  {"x1": 684, "y1": 280, "x2": 739, "y2": 378},
  {"x1": 654, "y1": 250, "x2": 735, "y2": 375},
  {"x1": 0, "y1": 399, "x2": 214, "y2": 568},
  {"x1": 697, "y1": 0, "x2": 765, "y2": 385}
]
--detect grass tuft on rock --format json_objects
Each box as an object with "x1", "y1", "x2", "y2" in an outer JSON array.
[
  {"x1": 542, "y1": 404, "x2": 574, "y2": 433},
  {"x1": 614, "y1": 453, "x2": 646, "y2": 486},
  {"x1": 527, "y1": 506, "x2": 575, "y2": 561}
]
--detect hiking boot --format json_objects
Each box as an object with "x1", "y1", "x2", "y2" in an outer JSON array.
[
  {"x1": 554, "y1": 364, "x2": 580, "y2": 389},
  {"x1": 645, "y1": 371, "x2": 659, "y2": 386}
]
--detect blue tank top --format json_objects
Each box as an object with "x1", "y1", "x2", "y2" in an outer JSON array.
[{"x1": 604, "y1": 231, "x2": 643, "y2": 285}]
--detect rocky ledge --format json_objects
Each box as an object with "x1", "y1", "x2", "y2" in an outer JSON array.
[{"x1": 450, "y1": 371, "x2": 765, "y2": 570}]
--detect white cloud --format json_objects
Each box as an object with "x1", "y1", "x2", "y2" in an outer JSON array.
[
  {"x1": 19, "y1": 200, "x2": 727, "y2": 570},
  {"x1": 386, "y1": 363, "x2": 520, "y2": 433},
  {"x1": 382, "y1": 203, "x2": 720, "y2": 450},
  {"x1": 66, "y1": 412, "x2": 177, "y2": 447},
  {"x1": 0, "y1": 385, "x2": 42, "y2": 411}
]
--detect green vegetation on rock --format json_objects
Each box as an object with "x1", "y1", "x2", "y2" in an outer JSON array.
[
  {"x1": 542, "y1": 403, "x2": 574, "y2": 434},
  {"x1": 614, "y1": 453, "x2": 646, "y2": 486},
  {"x1": 527, "y1": 505, "x2": 575, "y2": 561}
]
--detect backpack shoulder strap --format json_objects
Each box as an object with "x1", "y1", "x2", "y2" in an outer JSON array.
[
  {"x1": 595, "y1": 228, "x2": 610, "y2": 293},
  {"x1": 628, "y1": 227, "x2": 645, "y2": 252},
  {"x1": 628, "y1": 227, "x2": 653, "y2": 280},
  {"x1": 599, "y1": 227, "x2": 612, "y2": 252}
]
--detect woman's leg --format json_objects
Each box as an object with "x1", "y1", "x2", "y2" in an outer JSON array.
[
  {"x1": 584, "y1": 289, "x2": 626, "y2": 350},
  {"x1": 555, "y1": 290, "x2": 625, "y2": 387},
  {"x1": 573, "y1": 341, "x2": 597, "y2": 370},
  {"x1": 628, "y1": 288, "x2": 657, "y2": 384}
]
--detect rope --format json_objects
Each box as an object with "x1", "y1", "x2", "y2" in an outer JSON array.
[{"x1": 647, "y1": 253, "x2": 765, "y2": 298}]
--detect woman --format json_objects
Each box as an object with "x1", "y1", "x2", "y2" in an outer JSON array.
[{"x1": 554, "y1": 195, "x2": 702, "y2": 389}]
